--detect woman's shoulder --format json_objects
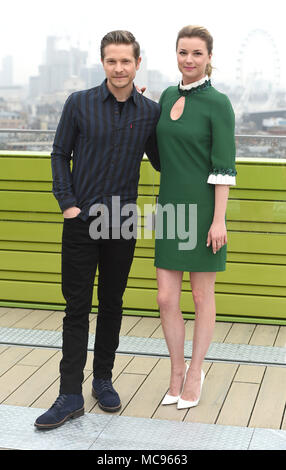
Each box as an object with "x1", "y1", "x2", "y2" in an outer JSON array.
[
  {"x1": 208, "y1": 86, "x2": 233, "y2": 108},
  {"x1": 207, "y1": 86, "x2": 235, "y2": 118}
]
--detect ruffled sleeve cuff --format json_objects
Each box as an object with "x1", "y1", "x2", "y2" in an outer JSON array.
[{"x1": 207, "y1": 168, "x2": 237, "y2": 186}]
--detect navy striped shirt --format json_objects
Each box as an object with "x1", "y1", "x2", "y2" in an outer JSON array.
[{"x1": 51, "y1": 79, "x2": 161, "y2": 221}]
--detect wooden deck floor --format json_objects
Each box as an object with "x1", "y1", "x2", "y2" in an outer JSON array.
[{"x1": 0, "y1": 307, "x2": 286, "y2": 430}]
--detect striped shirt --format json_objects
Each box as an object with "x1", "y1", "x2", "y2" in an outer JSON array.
[{"x1": 51, "y1": 79, "x2": 161, "y2": 222}]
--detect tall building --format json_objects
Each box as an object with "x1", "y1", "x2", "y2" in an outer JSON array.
[
  {"x1": 0, "y1": 56, "x2": 13, "y2": 86},
  {"x1": 136, "y1": 50, "x2": 149, "y2": 93},
  {"x1": 29, "y1": 36, "x2": 88, "y2": 96},
  {"x1": 80, "y1": 64, "x2": 105, "y2": 88}
]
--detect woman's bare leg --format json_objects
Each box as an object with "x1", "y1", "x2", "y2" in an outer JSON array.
[
  {"x1": 156, "y1": 268, "x2": 185, "y2": 396},
  {"x1": 180, "y1": 271, "x2": 216, "y2": 401}
]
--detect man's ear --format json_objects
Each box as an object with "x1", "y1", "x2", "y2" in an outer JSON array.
[{"x1": 136, "y1": 56, "x2": 142, "y2": 71}]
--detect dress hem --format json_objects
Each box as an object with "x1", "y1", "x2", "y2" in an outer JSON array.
[{"x1": 154, "y1": 261, "x2": 226, "y2": 272}]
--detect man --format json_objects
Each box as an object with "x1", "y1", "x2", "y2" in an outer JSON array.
[{"x1": 35, "y1": 30, "x2": 160, "y2": 429}]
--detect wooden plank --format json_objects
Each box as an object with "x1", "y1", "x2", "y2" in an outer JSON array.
[
  {"x1": 0, "y1": 307, "x2": 11, "y2": 316},
  {"x1": 216, "y1": 382, "x2": 260, "y2": 427},
  {"x1": 0, "y1": 345, "x2": 9, "y2": 355},
  {"x1": 127, "y1": 317, "x2": 161, "y2": 337},
  {"x1": 249, "y1": 324, "x2": 279, "y2": 346},
  {"x1": 249, "y1": 366, "x2": 286, "y2": 429},
  {"x1": 18, "y1": 348, "x2": 58, "y2": 367},
  {"x1": 120, "y1": 316, "x2": 141, "y2": 335},
  {"x1": 124, "y1": 356, "x2": 159, "y2": 375},
  {"x1": 34, "y1": 311, "x2": 65, "y2": 331},
  {"x1": 3, "y1": 351, "x2": 61, "y2": 406},
  {"x1": 183, "y1": 320, "x2": 195, "y2": 341},
  {"x1": 234, "y1": 365, "x2": 265, "y2": 384},
  {"x1": 0, "y1": 364, "x2": 39, "y2": 403},
  {"x1": 10, "y1": 309, "x2": 55, "y2": 329},
  {"x1": 183, "y1": 363, "x2": 239, "y2": 424},
  {"x1": 121, "y1": 358, "x2": 174, "y2": 418},
  {"x1": 274, "y1": 326, "x2": 286, "y2": 347},
  {"x1": 212, "y1": 322, "x2": 233, "y2": 342},
  {"x1": 224, "y1": 323, "x2": 256, "y2": 344},
  {"x1": 0, "y1": 346, "x2": 33, "y2": 376},
  {"x1": 0, "y1": 308, "x2": 34, "y2": 327}
]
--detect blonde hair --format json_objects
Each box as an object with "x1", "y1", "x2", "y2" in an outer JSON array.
[{"x1": 176, "y1": 25, "x2": 213, "y2": 77}]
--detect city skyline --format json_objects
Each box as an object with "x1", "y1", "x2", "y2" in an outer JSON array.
[{"x1": 1, "y1": 0, "x2": 286, "y2": 87}]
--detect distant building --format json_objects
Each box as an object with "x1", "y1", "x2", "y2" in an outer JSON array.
[
  {"x1": 242, "y1": 109, "x2": 286, "y2": 131},
  {"x1": 29, "y1": 36, "x2": 88, "y2": 97},
  {"x1": 0, "y1": 110, "x2": 26, "y2": 129},
  {"x1": 80, "y1": 64, "x2": 105, "y2": 88},
  {"x1": 0, "y1": 56, "x2": 13, "y2": 86},
  {"x1": 136, "y1": 50, "x2": 148, "y2": 93}
]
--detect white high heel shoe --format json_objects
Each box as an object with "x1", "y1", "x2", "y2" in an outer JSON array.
[
  {"x1": 177, "y1": 369, "x2": 205, "y2": 410},
  {"x1": 161, "y1": 364, "x2": 189, "y2": 405}
]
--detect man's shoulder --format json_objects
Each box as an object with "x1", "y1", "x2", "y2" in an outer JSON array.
[
  {"x1": 138, "y1": 93, "x2": 160, "y2": 114},
  {"x1": 70, "y1": 85, "x2": 100, "y2": 99}
]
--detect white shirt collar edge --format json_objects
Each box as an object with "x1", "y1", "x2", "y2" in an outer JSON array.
[{"x1": 179, "y1": 75, "x2": 209, "y2": 91}]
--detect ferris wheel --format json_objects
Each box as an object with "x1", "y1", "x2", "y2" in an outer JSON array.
[{"x1": 236, "y1": 29, "x2": 281, "y2": 115}]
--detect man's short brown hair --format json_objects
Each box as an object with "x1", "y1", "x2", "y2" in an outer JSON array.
[{"x1": 100, "y1": 30, "x2": 140, "y2": 61}]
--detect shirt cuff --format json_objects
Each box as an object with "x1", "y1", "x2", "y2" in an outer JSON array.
[{"x1": 207, "y1": 173, "x2": 236, "y2": 185}]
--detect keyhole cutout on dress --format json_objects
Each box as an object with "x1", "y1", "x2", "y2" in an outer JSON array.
[{"x1": 170, "y1": 97, "x2": 185, "y2": 121}]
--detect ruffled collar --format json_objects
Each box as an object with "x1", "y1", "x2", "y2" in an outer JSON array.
[
  {"x1": 179, "y1": 75, "x2": 208, "y2": 90},
  {"x1": 178, "y1": 75, "x2": 211, "y2": 96}
]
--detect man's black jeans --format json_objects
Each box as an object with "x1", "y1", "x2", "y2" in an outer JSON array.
[{"x1": 59, "y1": 216, "x2": 136, "y2": 394}]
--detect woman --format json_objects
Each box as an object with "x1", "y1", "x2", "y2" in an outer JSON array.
[{"x1": 155, "y1": 25, "x2": 236, "y2": 409}]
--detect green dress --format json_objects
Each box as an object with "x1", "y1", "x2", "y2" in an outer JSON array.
[{"x1": 154, "y1": 79, "x2": 236, "y2": 272}]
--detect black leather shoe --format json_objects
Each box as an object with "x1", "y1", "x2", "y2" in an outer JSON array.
[
  {"x1": 92, "y1": 378, "x2": 121, "y2": 412},
  {"x1": 34, "y1": 394, "x2": 84, "y2": 430}
]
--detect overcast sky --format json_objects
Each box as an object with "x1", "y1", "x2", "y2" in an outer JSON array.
[{"x1": 1, "y1": 0, "x2": 286, "y2": 87}]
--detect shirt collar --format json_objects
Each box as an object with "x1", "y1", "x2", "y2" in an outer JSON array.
[
  {"x1": 179, "y1": 75, "x2": 209, "y2": 91},
  {"x1": 100, "y1": 79, "x2": 139, "y2": 105}
]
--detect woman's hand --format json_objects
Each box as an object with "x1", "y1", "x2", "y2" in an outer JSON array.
[
  {"x1": 206, "y1": 220, "x2": 227, "y2": 254},
  {"x1": 135, "y1": 85, "x2": 146, "y2": 94}
]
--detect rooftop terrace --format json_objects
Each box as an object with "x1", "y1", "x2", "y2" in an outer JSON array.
[{"x1": 0, "y1": 307, "x2": 286, "y2": 450}]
